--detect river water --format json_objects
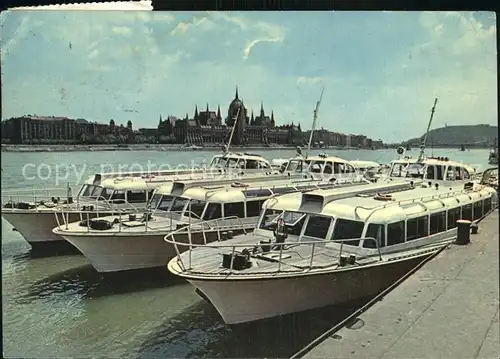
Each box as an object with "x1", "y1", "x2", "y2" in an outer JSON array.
[{"x1": 1, "y1": 148, "x2": 492, "y2": 358}]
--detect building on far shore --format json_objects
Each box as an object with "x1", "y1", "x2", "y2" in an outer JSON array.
[{"x1": 1, "y1": 88, "x2": 382, "y2": 148}]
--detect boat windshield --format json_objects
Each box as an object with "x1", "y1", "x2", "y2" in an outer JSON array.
[
  {"x1": 259, "y1": 209, "x2": 307, "y2": 236},
  {"x1": 99, "y1": 187, "x2": 114, "y2": 200},
  {"x1": 81, "y1": 185, "x2": 104, "y2": 199},
  {"x1": 149, "y1": 194, "x2": 175, "y2": 211},
  {"x1": 307, "y1": 160, "x2": 325, "y2": 173},
  {"x1": 210, "y1": 156, "x2": 225, "y2": 168},
  {"x1": 285, "y1": 159, "x2": 303, "y2": 172},
  {"x1": 185, "y1": 199, "x2": 207, "y2": 219},
  {"x1": 389, "y1": 162, "x2": 409, "y2": 177},
  {"x1": 170, "y1": 197, "x2": 188, "y2": 214},
  {"x1": 405, "y1": 163, "x2": 425, "y2": 178}
]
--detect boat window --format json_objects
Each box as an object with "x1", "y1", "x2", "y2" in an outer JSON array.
[
  {"x1": 246, "y1": 200, "x2": 264, "y2": 217},
  {"x1": 258, "y1": 161, "x2": 271, "y2": 169},
  {"x1": 363, "y1": 223, "x2": 386, "y2": 248},
  {"x1": 225, "y1": 158, "x2": 239, "y2": 168},
  {"x1": 447, "y1": 207, "x2": 461, "y2": 229},
  {"x1": 203, "y1": 203, "x2": 222, "y2": 220},
  {"x1": 309, "y1": 160, "x2": 324, "y2": 173},
  {"x1": 304, "y1": 215, "x2": 332, "y2": 239},
  {"x1": 333, "y1": 219, "x2": 364, "y2": 246},
  {"x1": 323, "y1": 162, "x2": 333, "y2": 174},
  {"x1": 473, "y1": 200, "x2": 483, "y2": 220},
  {"x1": 245, "y1": 159, "x2": 259, "y2": 169},
  {"x1": 79, "y1": 184, "x2": 90, "y2": 196},
  {"x1": 86, "y1": 186, "x2": 103, "y2": 199},
  {"x1": 454, "y1": 166, "x2": 463, "y2": 180},
  {"x1": 387, "y1": 221, "x2": 405, "y2": 246},
  {"x1": 100, "y1": 187, "x2": 114, "y2": 200},
  {"x1": 426, "y1": 166, "x2": 435, "y2": 180},
  {"x1": 244, "y1": 188, "x2": 273, "y2": 198},
  {"x1": 345, "y1": 164, "x2": 356, "y2": 173},
  {"x1": 109, "y1": 190, "x2": 125, "y2": 202},
  {"x1": 126, "y1": 190, "x2": 147, "y2": 203},
  {"x1": 333, "y1": 162, "x2": 342, "y2": 174},
  {"x1": 170, "y1": 197, "x2": 188, "y2": 214},
  {"x1": 406, "y1": 163, "x2": 424, "y2": 178},
  {"x1": 429, "y1": 212, "x2": 446, "y2": 235},
  {"x1": 461, "y1": 204, "x2": 473, "y2": 221},
  {"x1": 259, "y1": 209, "x2": 283, "y2": 230},
  {"x1": 484, "y1": 197, "x2": 492, "y2": 213},
  {"x1": 186, "y1": 199, "x2": 206, "y2": 219},
  {"x1": 260, "y1": 210, "x2": 306, "y2": 236},
  {"x1": 407, "y1": 216, "x2": 429, "y2": 240},
  {"x1": 272, "y1": 187, "x2": 297, "y2": 195},
  {"x1": 210, "y1": 156, "x2": 225, "y2": 168},
  {"x1": 224, "y1": 202, "x2": 245, "y2": 218},
  {"x1": 461, "y1": 167, "x2": 471, "y2": 180},
  {"x1": 436, "y1": 165, "x2": 445, "y2": 180},
  {"x1": 285, "y1": 160, "x2": 302, "y2": 172}
]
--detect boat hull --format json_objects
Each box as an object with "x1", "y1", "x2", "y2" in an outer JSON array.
[
  {"x1": 188, "y1": 252, "x2": 433, "y2": 325},
  {"x1": 1, "y1": 210, "x2": 85, "y2": 245},
  {"x1": 61, "y1": 229, "x2": 248, "y2": 273}
]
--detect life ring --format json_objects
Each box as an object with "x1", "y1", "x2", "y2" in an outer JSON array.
[
  {"x1": 374, "y1": 193, "x2": 393, "y2": 201},
  {"x1": 231, "y1": 182, "x2": 249, "y2": 188}
]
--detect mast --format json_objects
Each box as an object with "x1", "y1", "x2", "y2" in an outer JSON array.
[
  {"x1": 225, "y1": 107, "x2": 241, "y2": 154},
  {"x1": 418, "y1": 97, "x2": 438, "y2": 162},
  {"x1": 305, "y1": 86, "x2": 325, "y2": 159}
]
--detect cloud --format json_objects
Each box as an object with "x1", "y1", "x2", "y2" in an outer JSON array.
[
  {"x1": 243, "y1": 22, "x2": 286, "y2": 59},
  {"x1": 296, "y1": 76, "x2": 324, "y2": 85},
  {"x1": 1, "y1": 11, "x2": 495, "y2": 144}
]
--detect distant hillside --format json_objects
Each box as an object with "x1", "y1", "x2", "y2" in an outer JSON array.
[{"x1": 403, "y1": 124, "x2": 498, "y2": 148}]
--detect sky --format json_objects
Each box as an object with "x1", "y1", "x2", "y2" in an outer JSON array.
[{"x1": 0, "y1": 10, "x2": 497, "y2": 143}]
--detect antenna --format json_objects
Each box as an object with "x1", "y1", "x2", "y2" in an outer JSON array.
[
  {"x1": 305, "y1": 86, "x2": 325, "y2": 159},
  {"x1": 418, "y1": 97, "x2": 438, "y2": 162},
  {"x1": 226, "y1": 107, "x2": 241, "y2": 154}
]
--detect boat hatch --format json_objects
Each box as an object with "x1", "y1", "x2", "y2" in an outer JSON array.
[
  {"x1": 93, "y1": 174, "x2": 102, "y2": 185},
  {"x1": 171, "y1": 182, "x2": 185, "y2": 196}
]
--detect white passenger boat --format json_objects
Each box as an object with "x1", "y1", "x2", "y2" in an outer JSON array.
[
  {"x1": 1, "y1": 174, "x2": 171, "y2": 250},
  {"x1": 0, "y1": 150, "x2": 289, "y2": 250},
  {"x1": 167, "y1": 178, "x2": 498, "y2": 324},
  {"x1": 52, "y1": 176, "x2": 368, "y2": 273}
]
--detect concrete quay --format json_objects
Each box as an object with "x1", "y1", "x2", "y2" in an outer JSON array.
[{"x1": 298, "y1": 209, "x2": 499, "y2": 359}]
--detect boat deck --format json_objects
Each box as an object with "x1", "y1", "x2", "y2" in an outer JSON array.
[{"x1": 299, "y1": 209, "x2": 499, "y2": 359}]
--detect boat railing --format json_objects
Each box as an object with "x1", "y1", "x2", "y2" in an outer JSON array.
[
  {"x1": 1, "y1": 185, "x2": 76, "y2": 210},
  {"x1": 165, "y1": 224, "x2": 381, "y2": 273},
  {"x1": 165, "y1": 229, "x2": 382, "y2": 274},
  {"x1": 52, "y1": 206, "x2": 234, "y2": 234}
]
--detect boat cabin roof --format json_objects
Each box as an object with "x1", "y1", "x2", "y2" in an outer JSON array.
[
  {"x1": 155, "y1": 178, "x2": 337, "y2": 203},
  {"x1": 212, "y1": 152, "x2": 269, "y2": 163},
  {"x1": 350, "y1": 160, "x2": 381, "y2": 168},
  {"x1": 390, "y1": 156, "x2": 475, "y2": 173},
  {"x1": 263, "y1": 179, "x2": 496, "y2": 225},
  {"x1": 89, "y1": 177, "x2": 172, "y2": 191}
]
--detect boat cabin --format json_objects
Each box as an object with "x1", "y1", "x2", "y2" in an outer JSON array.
[
  {"x1": 147, "y1": 178, "x2": 339, "y2": 222},
  {"x1": 257, "y1": 180, "x2": 497, "y2": 254},
  {"x1": 208, "y1": 152, "x2": 272, "y2": 170},
  {"x1": 77, "y1": 176, "x2": 173, "y2": 205},
  {"x1": 280, "y1": 153, "x2": 359, "y2": 181},
  {"x1": 388, "y1": 157, "x2": 476, "y2": 182}
]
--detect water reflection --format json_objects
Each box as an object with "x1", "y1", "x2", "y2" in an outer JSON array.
[
  {"x1": 137, "y1": 296, "x2": 373, "y2": 358},
  {"x1": 22, "y1": 266, "x2": 186, "y2": 303}
]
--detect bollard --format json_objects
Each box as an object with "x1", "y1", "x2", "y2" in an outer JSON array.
[
  {"x1": 456, "y1": 219, "x2": 472, "y2": 245},
  {"x1": 227, "y1": 230, "x2": 234, "y2": 239},
  {"x1": 221, "y1": 232, "x2": 228, "y2": 241},
  {"x1": 470, "y1": 222, "x2": 478, "y2": 235},
  {"x1": 347, "y1": 254, "x2": 357, "y2": 265},
  {"x1": 339, "y1": 255, "x2": 349, "y2": 267}
]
